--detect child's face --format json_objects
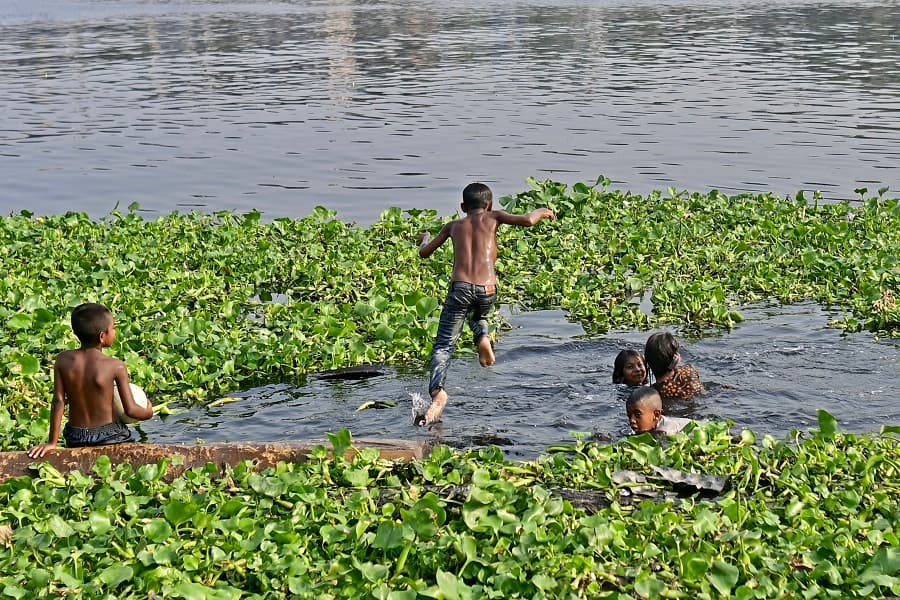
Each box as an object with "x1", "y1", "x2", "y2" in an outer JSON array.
[
  {"x1": 627, "y1": 402, "x2": 661, "y2": 434},
  {"x1": 622, "y1": 356, "x2": 646, "y2": 386}
]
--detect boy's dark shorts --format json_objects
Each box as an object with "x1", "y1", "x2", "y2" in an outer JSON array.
[{"x1": 63, "y1": 421, "x2": 133, "y2": 448}]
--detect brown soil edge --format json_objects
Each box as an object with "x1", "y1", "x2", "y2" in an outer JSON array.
[{"x1": 0, "y1": 439, "x2": 428, "y2": 482}]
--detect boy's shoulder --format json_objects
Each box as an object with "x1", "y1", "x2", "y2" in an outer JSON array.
[
  {"x1": 54, "y1": 348, "x2": 79, "y2": 364},
  {"x1": 462, "y1": 209, "x2": 506, "y2": 225},
  {"x1": 55, "y1": 348, "x2": 124, "y2": 369},
  {"x1": 655, "y1": 415, "x2": 694, "y2": 435},
  {"x1": 96, "y1": 353, "x2": 126, "y2": 369}
]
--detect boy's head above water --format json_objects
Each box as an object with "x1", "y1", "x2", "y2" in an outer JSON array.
[
  {"x1": 462, "y1": 182, "x2": 492, "y2": 212},
  {"x1": 71, "y1": 302, "x2": 115, "y2": 347},
  {"x1": 625, "y1": 386, "x2": 663, "y2": 434}
]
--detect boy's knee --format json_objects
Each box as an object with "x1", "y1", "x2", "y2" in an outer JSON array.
[{"x1": 431, "y1": 346, "x2": 452, "y2": 362}]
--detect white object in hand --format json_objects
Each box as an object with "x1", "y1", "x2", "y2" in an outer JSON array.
[{"x1": 113, "y1": 383, "x2": 149, "y2": 424}]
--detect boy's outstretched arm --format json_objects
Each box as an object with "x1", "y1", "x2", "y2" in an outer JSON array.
[
  {"x1": 496, "y1": 207, "x2": 555, "y2": 227},
  {"x1": 27, "y1": 361, "x2": 66, "y2": 458},
  {"x1": 417, "y1": 222, "x2": 452, "y2": 258}
]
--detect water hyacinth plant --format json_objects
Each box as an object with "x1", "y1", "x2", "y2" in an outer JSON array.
[
  {"x1": 0, "y1": 179, "x2": 898, "y2": 450},
  {"x1": 0, "y1": 181, "x2": 898, "y2": 597},
  {"x1": 0, "y1": 416, "x2": 897, "y2": 598}
]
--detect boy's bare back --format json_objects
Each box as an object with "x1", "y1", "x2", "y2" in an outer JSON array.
[
  {"x1": 55, "y1": 347, "x2": 129, "y2": 428},
  {"x1": 446, "y1": 211, "x2": 501, "y2": 285},
  {"x1": 419, "y1": 207, "x2": 555, "y2": 286}
]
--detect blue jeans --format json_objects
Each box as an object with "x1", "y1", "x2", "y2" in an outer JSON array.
[
  {"x1": 63, "y1": 421, "x2": 133, "y2": 447},
  {"x1": 428, "y1": 281, "x2": 498, "y2": 394}
]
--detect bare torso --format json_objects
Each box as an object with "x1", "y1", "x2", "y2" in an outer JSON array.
[
  {"x1": 449, "y1": 211, "x2": 500, "y2": 285},
  {"x1": 56, "y1": 348, "x2": 123, "y2": 427},
  {"x1": 417, "y1": 204, "x2": 554, "y2": 288}
]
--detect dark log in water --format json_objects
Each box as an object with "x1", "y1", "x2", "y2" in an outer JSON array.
[
  {"x1": 316, "y1": 365, "x2": 388, "y2": 380},
  {"x1": 0, "y1": 439, "x2": 428, "y2": 482}
]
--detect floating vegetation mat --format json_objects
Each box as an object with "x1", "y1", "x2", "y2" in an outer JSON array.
[
  {"x1": 0, "y1": 416, "x2": 897, "y2": 598},
  {"x1": 0, "y1": 179, "x2": 898, "y2": 597},
  {"x1": 0, "y1": 178, "x2": 897, "y2": 451}
]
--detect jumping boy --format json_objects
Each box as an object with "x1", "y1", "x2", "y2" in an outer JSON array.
[
  {"x1": 416, "y1": 182, "x2": 555, "y2": 425},
  {"x1": 27, "y1": 303, "x2": 153, "y2": 458}
]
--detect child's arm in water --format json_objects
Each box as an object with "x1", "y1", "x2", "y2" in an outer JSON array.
[{"x1": 417, "y1": 222, "x2": 452, "y2": 258}]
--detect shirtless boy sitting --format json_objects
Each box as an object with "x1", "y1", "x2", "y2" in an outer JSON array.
[
  {"x1": 27, "y1": 302, "x2": 153, "y2": 458},
  {"x1": 416, "y1": 182, "x2": 555, "y2": 425}
]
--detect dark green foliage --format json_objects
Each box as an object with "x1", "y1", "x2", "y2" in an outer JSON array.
[{"x1": 0, "y1": 420, "x2": 897, "y2": 598}]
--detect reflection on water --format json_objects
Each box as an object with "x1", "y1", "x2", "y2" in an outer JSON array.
[
  {"x1": 1, "y1": 0, "x2": 898, "y2": 223},
  {"x1": 138, "y1": 303, "x2": 900, "y2": 460}
]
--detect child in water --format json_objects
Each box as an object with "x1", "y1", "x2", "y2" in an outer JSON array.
[
  {"x1": 612, "y1": 349, "x2": 649, "y2": 402},
  {"x1": 626, "y1": 386, "x2": 693, "y2": 435},
  {"x1": 27, "y1": 303, "x2": 154, "y2": 458},
  {"x1": 644, "y1": 331, "x2": 704, "y2": 400},
  {"x1": 612, "y1": 349, "x2": 649, "y2": 387},
  {"x1": 416, "y1": 182, "x2": 555, "y2": 425}
]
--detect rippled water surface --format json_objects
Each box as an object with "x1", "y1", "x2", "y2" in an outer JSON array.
[
  {"x1": 1, "y1": 0, "x2": 898, "y2": 223},
  {"x1": 139, "y1": 303, "x2": 900, "y2": 459}
]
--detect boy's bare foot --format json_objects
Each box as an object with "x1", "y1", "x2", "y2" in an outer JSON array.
[
  {"x1": 424, "y1": 389, "x2": 448, "y2": 425},
  {"x1": 410, "y1": 392, "x2": 430, "y2": 426},
  {"x1": 478, "y1": 336, "x2": 495, "y2": 367}
]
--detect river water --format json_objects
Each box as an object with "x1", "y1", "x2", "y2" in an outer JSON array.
[
  {"x1": 137, "y1": 302, "x2": 900, "y2": 460},
  {"x1": 2, "y1": 0, "x2": 899, "y2": 458},
  {"x1": 1, "y1": 0, "x2": 898, "y2": 223}
]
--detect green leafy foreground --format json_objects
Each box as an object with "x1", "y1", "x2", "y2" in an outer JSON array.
[
  {"x1": 1, "y1": 178, "x2": 897, "y2": 450},
  {"x1": 0, "y1": 416, "x2": 897, "y2": 599}
]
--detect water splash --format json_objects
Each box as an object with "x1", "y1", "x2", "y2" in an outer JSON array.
[{"x1": 409, "y1": 392, "x2": 430, "y2": 426}]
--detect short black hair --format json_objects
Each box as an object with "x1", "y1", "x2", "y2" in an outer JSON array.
[
  {"x1": 644, "y1": 332, "x2": 679, "y2": 378},
  {"x1": 626, "y1": 386, "x2": 661, "y2": 409},
  {"x1": 71, "y1": 303, "x2": 112, "y2": 344},
  {"x1": 462, "y1": 182, "x2": 492, "y2": 211}
]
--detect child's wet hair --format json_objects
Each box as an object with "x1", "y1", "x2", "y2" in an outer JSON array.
[
  {"x1": 626, "y1": 385, "x2": 661, "y2": 409},
  {"x1": 462, "y1": 182, "x2": 492, "y2": 211},
  {"x1": 71, "y1": 302, "x2": 112, "y2": 344},
  {"x1": 644, "y1": 331, "x2": 680, "y2": 378},
  {"x1": 612, "y1": 349, "x2": 648, "y2": 384}
]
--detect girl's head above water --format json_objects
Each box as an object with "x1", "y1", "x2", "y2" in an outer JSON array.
[{"x1": 612, "y1": 349, "x2": 649, "y2": 386}]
